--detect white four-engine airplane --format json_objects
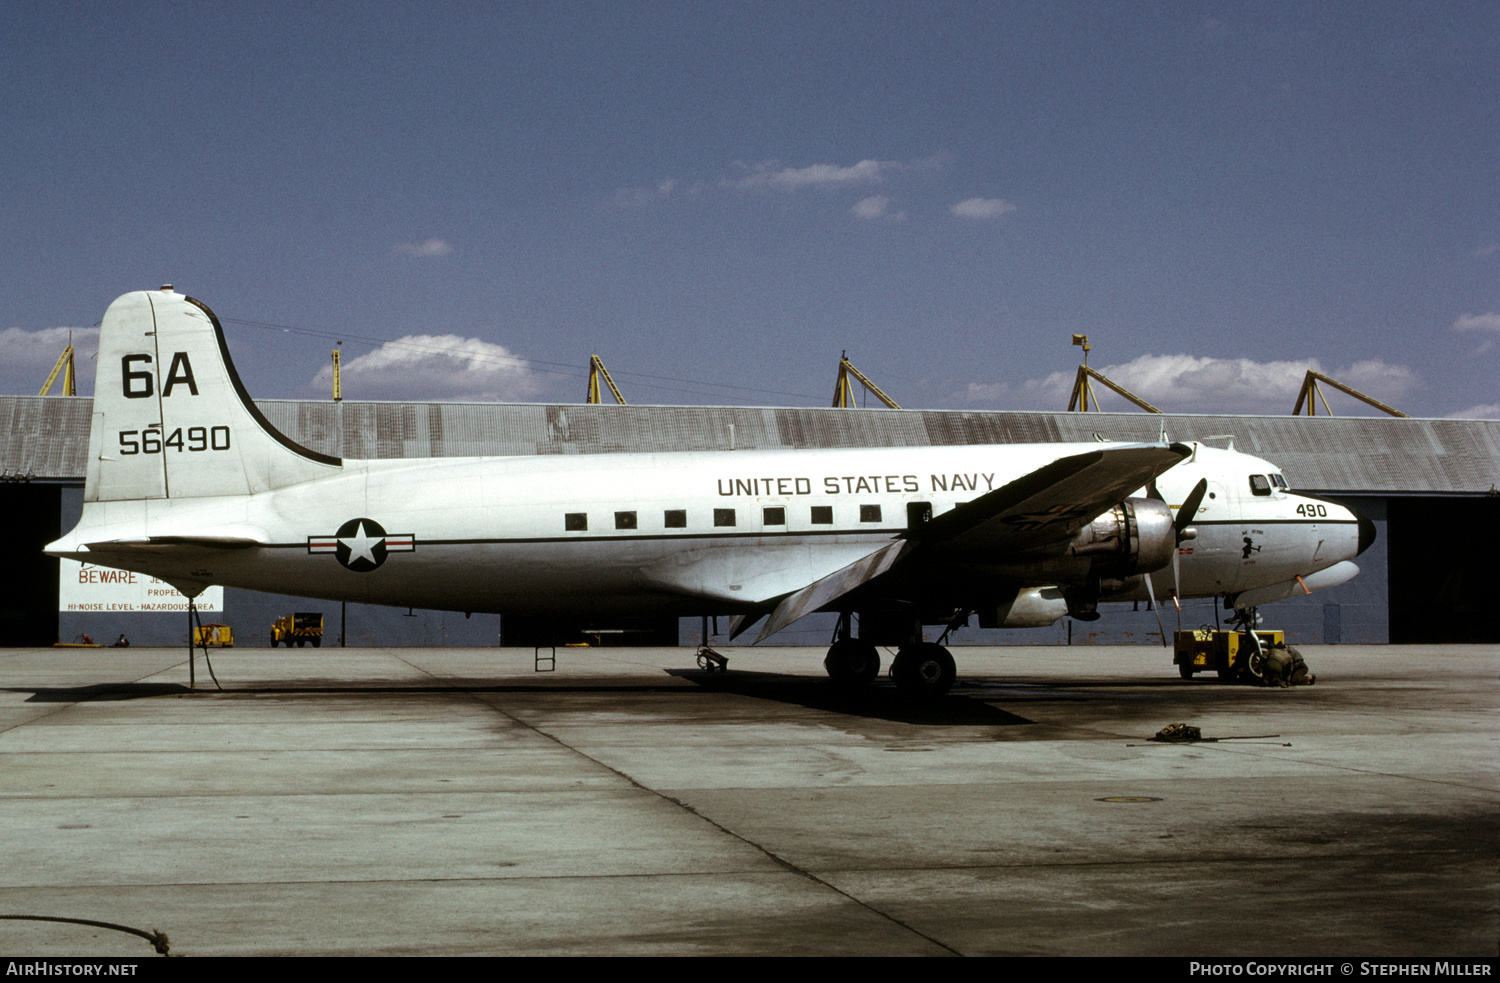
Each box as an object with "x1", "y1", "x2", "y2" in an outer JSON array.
[{"x1": 46, "y1": 288, "x2": 1375, "y2": 696}]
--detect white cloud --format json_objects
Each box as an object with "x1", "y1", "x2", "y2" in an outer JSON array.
[
  {"x1": 392, "y1": 239, "x2": 454, "y2": 258},
  {"x1": 608, "y1": 178, "x2": 678, "y2": 208},
  {"x1": 1447, "y1": 403, "x2": 1500, "y2": 420},
  {"x1": 951, "y1": 197, "x2": 1016, "y2": 220},
  {"x1": 724, "y1": 158, "x2": 896, "y2": 192},
  {"x1": 963, "y1": 354, "x2": 1419, "y2": 415},
  {"x1": 850, "y1": 195, "x2": 905, "y2": 221},
  {"x1": 309, "y1": 335, "x2": 544, "y2": 401},
  {"x1": 0, "y1": 326, "x2": 99, "y2": 391},
  {"x1": 1453, "y1": 312, "x2": 1500, "y2": 332}
]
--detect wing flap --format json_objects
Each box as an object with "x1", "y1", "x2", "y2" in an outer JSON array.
[{"x1": 755, "y1": 539, "x2": 912, "y2": 642}]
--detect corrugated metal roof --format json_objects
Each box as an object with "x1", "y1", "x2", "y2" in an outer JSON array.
[{"x1": 4, "y1": 395, "x2": 1496, "y2": 495}]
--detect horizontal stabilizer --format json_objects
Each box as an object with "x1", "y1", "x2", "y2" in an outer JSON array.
[{"x1": 81, "y1": 531, "x2": 268, "y2": 554}]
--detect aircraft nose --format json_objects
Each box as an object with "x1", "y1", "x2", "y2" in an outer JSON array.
[{"x1": 1354, "y1": 507, "x2": 1376, "y2": 556}]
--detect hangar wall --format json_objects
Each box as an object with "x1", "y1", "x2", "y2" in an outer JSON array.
[{"x1": 8, "y1": 396, "x2": 1493, "y2": 648}]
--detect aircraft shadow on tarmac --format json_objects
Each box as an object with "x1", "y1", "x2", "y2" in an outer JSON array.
[
  {"x1": 7, "y1": 667, "x2": 1263, "y2": 726},
  {"x1": 668, "y1": 669, "x2": 1033, "y2": 725},
  {"x1": 6, "y1": 673, "x2": 1031, "y2": 725},
  {"x1": 6, "y1": 683, "x2": 196, "y2": 702}
]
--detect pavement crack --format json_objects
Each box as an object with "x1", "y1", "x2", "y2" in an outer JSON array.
[{"x1": 392, "y1": 655, "x2": 963, "y2": 955}]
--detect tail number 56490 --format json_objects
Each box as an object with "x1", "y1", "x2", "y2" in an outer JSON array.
[{"x1": 118, "y1": 426, "x2": 231, "y2": 454}]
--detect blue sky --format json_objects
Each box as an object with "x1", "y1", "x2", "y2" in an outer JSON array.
[{"x1": 4, "y1": 1, "x2": 1496, "y2": 417}]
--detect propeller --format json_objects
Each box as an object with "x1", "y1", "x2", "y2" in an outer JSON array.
[
  {"x1": 1143, "y1": 476, "x2": 1208, "y2": 642},
  {"x1": 1169, "y1": 478, "x2": 1209, "y2": 628}
]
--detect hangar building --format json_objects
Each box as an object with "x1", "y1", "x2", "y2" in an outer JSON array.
[{"x1": 3, "y1": 394, "x2": 1496, "y2": 648}]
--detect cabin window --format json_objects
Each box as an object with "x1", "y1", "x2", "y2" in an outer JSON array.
[
  {"x1": 860, "y1": 504, "x2": 882, "y2": 523},
  {"x1": 1249, "y1": 475, "x2": 1272, "y2": 496},
  {"x1": 565, "y1": 512, "x2": 587, "y2": 531},
  {"x1": 664, "y1": 509, "x2": 686, "y2": 528},
  {"x1": 810, "y1": 506, "x2": 833, "y2": 525},
  {"x1": 763, "y1": 506, "x2": 785, "y2": 526},
  {"x1": 614, "y1": 511, "x2": 637, "y2": 530},
  {"x1": 714, "y1": 508, "x2": 736, "y2": 527},
  {"x1": 907, "y1": 502, "x2": 932, "y2": 528}
]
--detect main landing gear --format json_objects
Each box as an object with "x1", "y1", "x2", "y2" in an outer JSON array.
[
  {"x1": 888, "y1": 642, "x2": 957, "y2": 697},
  {"x1": 824, "y1": 637, "x2": 881, "y2": 686},
  {"x1": 823, "y1": 612, "x2": 960, "y2": 698}
]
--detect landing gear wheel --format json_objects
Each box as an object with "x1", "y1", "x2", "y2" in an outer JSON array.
[
  {"x1": 890, "y1": 642, "x2": 956, "y2": 698},
  {"x1": 824, "y1": 639, "x2": 881, "y2": 687},
  {"x1": 1244, "y1": 648, "x2": 1266, "y2": 683}
]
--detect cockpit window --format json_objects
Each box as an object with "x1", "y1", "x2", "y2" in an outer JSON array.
[
  {"x1": 1249, "y1": 474, "x2": 1272, "y2": 496},
  {"x1": 1270, "y1": 473, "x2": 1288, "y2": 490}
]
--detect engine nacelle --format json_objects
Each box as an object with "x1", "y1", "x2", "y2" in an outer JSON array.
[
  {"x1": 1066, "y1": 497, "x2": 1176, "y2": 581},
  {"x1": 981, "y1": 586, "x2": 1069, "y2": 628}
]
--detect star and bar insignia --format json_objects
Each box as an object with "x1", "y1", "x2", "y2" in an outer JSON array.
[{"x1": 308, "y1": 518, "x2": 415, "y2": 572}]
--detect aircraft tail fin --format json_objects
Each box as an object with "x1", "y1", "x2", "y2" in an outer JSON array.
[{"x1": 85, "y1": 287, "x2": 341, "y2": 502}]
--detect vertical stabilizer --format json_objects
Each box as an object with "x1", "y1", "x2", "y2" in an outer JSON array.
[{"x1": 87, "y1": 288, "x2": 341, "y2": 503}]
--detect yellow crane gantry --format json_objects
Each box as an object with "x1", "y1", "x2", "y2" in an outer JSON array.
[
  {"x1": 38, "y1": 336, "x2": 77, "y2": 396},
  {"x1": 586, "y1": 354, "x2": 627, "y2": 404},
  {"x1": 1065, "y1": 334, "x2": 1161, "y2": 413},
  {"x1": 1291, "y1": 370, "x2": 1408, "y2": 418},
  {"x1": 832, "y1": 352, "x2": 900, "y2": 409}
]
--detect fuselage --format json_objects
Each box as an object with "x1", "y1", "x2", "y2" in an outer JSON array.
[{"x1": 49, "y1": 440, "x2": 1369, "y2": 621}]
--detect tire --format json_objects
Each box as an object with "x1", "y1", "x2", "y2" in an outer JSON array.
[
  {"x1": 824, "y1": 639, "x2": 881, "y2": 686},
  {"x1": 311, "y1": 637, "x2": 322, "y2": 648},
  {"x1": 1178, "y1": 663, "x2": 1195, "y2": 679},
  {"x1": 891, "y1": 642, "x2": 956, "y2": 698}
]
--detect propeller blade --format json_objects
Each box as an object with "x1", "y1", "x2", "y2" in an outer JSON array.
[
  {"x1": 1144, "y1": 572, "x2": 1167, "y2": 647},
  {"x1": 1174, "y1": 478, "x2": 1209, "y2": 538},
  {"x1": 1170, "y1": 478, "x2": 1207, "y2": 627},
  {"x1": 1171, "y1": 530, "x2": 1183, "y2": 614}
]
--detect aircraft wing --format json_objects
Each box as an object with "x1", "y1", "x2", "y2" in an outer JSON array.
[
  {"x1": 754, "y1": 443, "x2": 1190, "y2": 642},
  {"x1": 908, "y1": 442, "x2": 1192, "y2": 553}
]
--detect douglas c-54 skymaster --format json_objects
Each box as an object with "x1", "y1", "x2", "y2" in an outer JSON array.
[{"x1": 47, "y1": 288, "x2": 1375, "y2": 696}]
